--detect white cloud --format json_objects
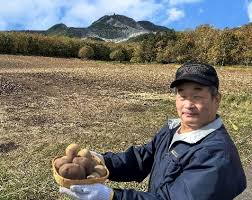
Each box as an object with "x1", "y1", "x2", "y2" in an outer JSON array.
[
  {"x1": 164, "y1": 8, "x2": 185, "y2": 24},
  {"x1": 0, "y1": 0, "x2": 67, "y2": 30},
  {"x1": 0, "y1": 0, "x2": 204, "y2": 30},
  {"x1": 104, "y1": 0, "x2": 162, "y2": 21},
  {"x1": 169, "y1": 0, "x2": 202, "y2": 6},
  {"x1": 248, "y1": 1, "x2": 252, "y2": 21},
  {"x1": 61, "y1": 0, "x2": 162, "y2": 27},
  {"x1": 61, "y1": 1, "x2": 98, "y2": 27},
  {"x1": 0, "y1": 0, "x2": 163, "y2": 30}
]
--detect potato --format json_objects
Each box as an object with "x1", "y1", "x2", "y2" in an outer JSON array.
[
  {"x1": 87, "y1": 172, "x2": 101, "y2": 179},
  {"x1": 65, "y1": 143, "x2": 80, "y2": 159},
  {"x1": 59, "y1": 163, "x2": 86, "y2": 179},
  {"x1": 73, "y1": 157, "x2": 90, "y2": 168},
  {"x1": 90, "y1": 156, "x2": 100, "y2": 165},
  {"x1": 86, "y1": 160, "x2": 96, "y2": 175},
  {"x1": 77, "y1": 148, "x2": 92, "y2": 159},
  {"x1": 94, "y1": 165, "x2": 107, "y2": 177},
  {"x1": 87, "y1": 158, "x2": 99, "y2": 175},
  {"x1": 72, "y1": 156, "x2": 95, "y2": 175},
  {"x1": 54, "y1": 156, "x2": 72, "y2": 170}
]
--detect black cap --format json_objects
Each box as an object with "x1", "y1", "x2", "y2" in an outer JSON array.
[{"x1": 170, "y1": 62, "x2": 219, "y2": 89}]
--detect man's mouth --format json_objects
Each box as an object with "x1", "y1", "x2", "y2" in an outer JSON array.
[{"x1": 182, "y1": 112, "x2": 198, "y2": 117}]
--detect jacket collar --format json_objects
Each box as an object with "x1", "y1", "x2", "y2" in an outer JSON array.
[{"x1": 168, "y1": 116, "x2": 223, "y2": 150}]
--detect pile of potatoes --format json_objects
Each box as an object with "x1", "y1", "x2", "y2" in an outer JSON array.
[{"x1": 54, "y1": 144, "x2": 107, "y2": 180}]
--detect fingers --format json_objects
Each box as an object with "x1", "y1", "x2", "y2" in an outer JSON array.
[
  {"x1": 59, "y1": 184, "x2": 112, "y2": 200},
  {"x1": 59, "y1": 187, "x2": 80, "y2": 199},
  {"x1": 70, "y1": 185, "x2": 91, "y2": 194}
]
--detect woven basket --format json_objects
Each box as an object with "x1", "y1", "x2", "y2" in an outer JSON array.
[{"x1": 52, "y1": 155, "x2": 109, "y2": 188}]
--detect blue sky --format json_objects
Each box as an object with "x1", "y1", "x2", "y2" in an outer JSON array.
[{"x1": 0, "y1": 0, "x2": 251, "y2": 31}]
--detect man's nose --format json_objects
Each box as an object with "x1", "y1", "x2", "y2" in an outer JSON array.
[{"x1": 183, "y1": 99, "x2": 195, "y2": 109}]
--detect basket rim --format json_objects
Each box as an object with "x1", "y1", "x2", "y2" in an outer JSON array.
[{"x1": 52, "y1": 155, "x2": 109, "y2": 187}]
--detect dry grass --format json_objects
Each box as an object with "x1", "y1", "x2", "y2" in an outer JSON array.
[{"x1": 0, "y1": 54, "x2": 251, "y2": 199}]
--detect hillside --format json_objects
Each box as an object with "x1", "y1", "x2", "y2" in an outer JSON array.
[{"x1": 44, "y1": 14, "x2": 172, "y2": 41}]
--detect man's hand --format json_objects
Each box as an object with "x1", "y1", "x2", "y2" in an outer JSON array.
[{"x1": 59, "y1": 183, "x2": 114, "y2": 200}]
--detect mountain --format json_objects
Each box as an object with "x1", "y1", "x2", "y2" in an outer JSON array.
[
  {"x1": 46, "y1": 23, "x2": 88, "y2": 38},
  {"x1": 137, "y1": 21, "x2": 168, "y2": 32},
  {"x1": 44, "y1": 14, "x2": 172, "y2": 42}
]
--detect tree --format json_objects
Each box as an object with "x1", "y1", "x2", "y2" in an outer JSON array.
[
  {"x1": 109, "y1": 49, "x2": 126, "y2": 62},
  {"x1": 91, "y1": 43, "x2": 111, "y2": 60},
  {"x1": 165, "y1": 31, "x2": 196, "y2": 64},
  {"x1": 194, "y1": 25, "x2": 219, "y2": 63},
  {"x1": 156, "y1": 40, "x2": 176, "y2": 63},
  {"x1": 0, "y1": 32, "x2": 16, "y2": 54},
  {"x1": 234, "y1": 24, "x2": 252, "y2": 66},
  {"x1": 78, "y1": 45, "x2": 94, "y2": 59},
  {"x1": 140, "y1": 35, "x2": 156, "y2": 62},
  {"x1": 209, "y1": 29, "x2": 239, "y2": 66}
]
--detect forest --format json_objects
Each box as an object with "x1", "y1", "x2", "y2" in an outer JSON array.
[{"x1": 0, "y1": 24, "x2": 251, "y2": 66}]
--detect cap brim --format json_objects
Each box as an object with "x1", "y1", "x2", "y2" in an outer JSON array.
[{"x1": 170, "y1": 76, "x2": 213, "y2": 88}]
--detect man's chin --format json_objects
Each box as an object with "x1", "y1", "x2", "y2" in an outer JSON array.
[
  {"x1": 182, "y1": 118, "x2": 201, "y2": 128},
  {"x1": 182, "y1": 115, "x2": 199, "y2": 121}
]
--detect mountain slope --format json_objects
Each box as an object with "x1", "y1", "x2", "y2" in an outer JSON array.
[
  {"x1": 137, "y1": 21, "x2": 168, "y2": 32},
  {"x1": 87, "y1": 14, "x2": 147, "y2": 39},
  {"x1": 45, "y1": 14, "x2": 172, "y2": 41}
]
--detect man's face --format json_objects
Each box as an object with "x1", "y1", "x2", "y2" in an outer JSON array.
[{"x1": 175, "y1": 82, "x2": 221, "y2": 131}]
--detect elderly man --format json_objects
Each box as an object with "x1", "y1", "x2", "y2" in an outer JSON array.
[{"x1": 60, "y1": 62, "x2": 246, "y2": 200}]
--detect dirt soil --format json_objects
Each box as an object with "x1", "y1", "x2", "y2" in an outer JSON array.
[
  {"x1": 235, "y1": 166, "x2": 252, "y2": 200},
  {"x1": 0, "y1": 54, "x2": 251, "y2": 199}
]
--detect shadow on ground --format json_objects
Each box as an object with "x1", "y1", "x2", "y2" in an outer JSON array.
[{"x1": 235, "y1": 165, "x2": 252, "y2": 200}]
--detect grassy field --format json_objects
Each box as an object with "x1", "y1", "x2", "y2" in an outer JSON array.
[{"x1": 0, "y1": 54, "x2": 251, "y2": 199}]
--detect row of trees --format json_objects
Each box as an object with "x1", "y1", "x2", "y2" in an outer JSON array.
[
  {"x1": 0, "y1": 24, "x2": 252, "y2": 66},
  {"x1": 0, "y1": 32, "x2": 133, "y2": 62},
  {"x1": 134, "y1": 24, "x2": 252, "y2": 66}
]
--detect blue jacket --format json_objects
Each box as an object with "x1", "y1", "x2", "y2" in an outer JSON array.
[{"x1": 103, "y1": 117, "x2": 247, "y2": 200}]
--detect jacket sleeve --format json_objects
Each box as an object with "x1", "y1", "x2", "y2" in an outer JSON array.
[
  {"x1": 111, "y1": 147, "x2": 245, "y2": 200},
  {"x1": 103, "y1": 124, "x2": 168, "y2": 182}
]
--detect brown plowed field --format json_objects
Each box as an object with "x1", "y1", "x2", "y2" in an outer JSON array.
[{"x1": 0, "y1": 54, "x2": 251, "y2": 199}]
